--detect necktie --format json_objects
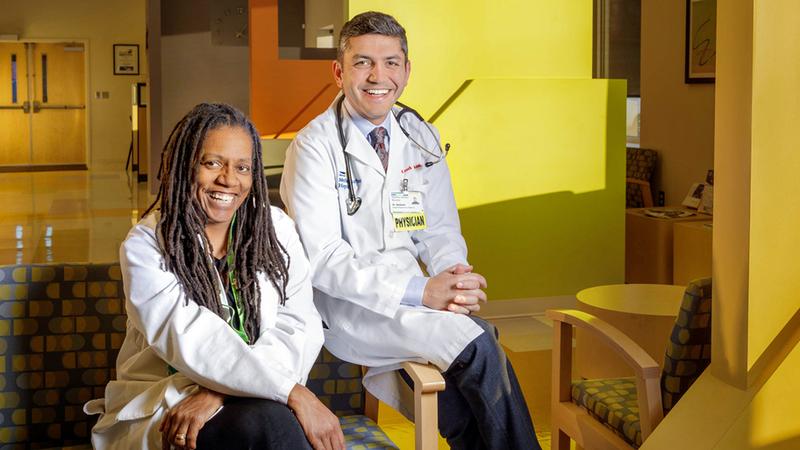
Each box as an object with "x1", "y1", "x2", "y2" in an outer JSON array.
[{"x1": 369, "y1": 126, "x2": 389, "y2": 171}]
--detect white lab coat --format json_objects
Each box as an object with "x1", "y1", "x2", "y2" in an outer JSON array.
[
  {"x1": 280, "y1": 97, "x2": 483, "y2": 417},
  {"x1": 84, "y1": 207, "x2": 324, "y2": 449}
]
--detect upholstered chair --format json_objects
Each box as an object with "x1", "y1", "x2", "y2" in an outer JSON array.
[
  {"x1": 548, "y1": 277, "x2": 712, "y2": 449},
  {"x1": 626, "y1": 147, "x2": 658, "y2": 208}
]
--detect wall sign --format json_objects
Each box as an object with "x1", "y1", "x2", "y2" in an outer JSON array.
[{"x1": 113, "y1": 44, "x2": 139, "y2": 75}]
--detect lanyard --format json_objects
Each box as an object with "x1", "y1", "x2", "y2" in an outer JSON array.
[
  {"x1": 226, "y1": 213, "x2": 250, "y2": 344},
  {"x1": 167, "y1": 215, "x2": 249, "y2": 375}
]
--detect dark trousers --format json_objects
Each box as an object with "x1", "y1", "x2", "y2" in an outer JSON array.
[
  {"x1": 196, "y1": 397, "x2": 312, "y2": 450},
  {"x1": 402, "y1": 317, "x2": 541, "y2": 450}
]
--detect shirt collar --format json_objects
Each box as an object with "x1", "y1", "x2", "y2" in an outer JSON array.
[{"x1": 343, "y1": 97, "x2": 392, "y2": 141}]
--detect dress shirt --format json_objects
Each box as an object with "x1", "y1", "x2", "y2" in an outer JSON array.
[{"x1": 343, "y1": 98, "x2": 427, "y2": 307}]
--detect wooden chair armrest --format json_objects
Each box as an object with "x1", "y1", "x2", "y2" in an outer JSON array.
[
  {"x1": 625, "y1": 177, "x2": 648, "y2": 187},
  {"x1": 401, "y1": 361, "x2": 445, "y2": 450},
  {"x1": 401, "y1": 361, "x2": 446, "y2": 393},
  {"x1": 626, "y1": 177, "x2": 654, "y2": 207},
  {"x1": 546, "y1": 309, "x2": 660, "y2": 378},
  {"x1": 546, "y1": 309, "x2": 664, "y2": 438}
]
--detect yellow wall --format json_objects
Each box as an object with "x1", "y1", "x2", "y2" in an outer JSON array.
[
  {"x1": 348, "y1": 0, "x2": 593, "y2": 117},
  {"x1": 439, "y1": 79, "x2": 626, "y2": 299},
  {"x1": 643, "y1": 0, "x2": 800, "y2": 447},
  {"x1": 0, "y1": 0, "x2": 147, "y2": 170},
  {"x1": 711, "y1": 0, "x2": 753, "y2": 387},
  {"x1": 747, "y1": 0, "x2": 800, "y2": 368},
  {"x1": 343, "y1": 1, "x2": 625, "y2": 300},
  {"x1": 644, "y1": 341, "x2": 800, "y2": 449},
  {"x1": 722, "y1": 342, "x2": 800, "y2": 449}
]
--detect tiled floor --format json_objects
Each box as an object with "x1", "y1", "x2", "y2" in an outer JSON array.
[
  {"x1": 0, "y1": 170, "x2": 150, "y2": 265},
  {"x1": 0, "y1": 169, "x2": 560, "y2": 449}
]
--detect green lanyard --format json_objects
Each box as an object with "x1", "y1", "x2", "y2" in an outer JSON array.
[
  {"x1": 167, "y1": 216, "x2": 249, "y2": 375},
  {"x1": 226, "y1": 213, "x2": 250, "y2": 344}
]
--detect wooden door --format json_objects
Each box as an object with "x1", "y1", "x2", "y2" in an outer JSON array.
[
  {"x1": 30, "y1": 43, "x2": 86, "y2": 165},
  {"x1": 0, "y1": 42, "x2": 31, "y2": 165},
  {"x1": 0, "y1": 41, "x2": 86, "y2": 169}
]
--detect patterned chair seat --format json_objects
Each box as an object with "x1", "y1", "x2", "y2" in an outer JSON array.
[
  {"x1": 340, "y1": 415, "x2": 397, "y2": 449},
  {"x1": 571, "y1": 378, "x2": 642, "y2": 447},
  {"x1": 0, "y1": 264, "x2": 399, "y2": 450},
  {"x1": 307, "y1": 347, "x2": 398, "y2": 449}
]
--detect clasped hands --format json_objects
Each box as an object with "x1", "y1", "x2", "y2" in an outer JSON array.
[{"x1": 422, "y1": 263, "x2": 488, "y2": 314}]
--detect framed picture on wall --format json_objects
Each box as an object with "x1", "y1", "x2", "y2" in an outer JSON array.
[
  {"x1": 113, "y1": 44, "x2": 139, "y2": 75},
  {"x1": 685, "y1": 0, "x2": 716, "y2": 83}
]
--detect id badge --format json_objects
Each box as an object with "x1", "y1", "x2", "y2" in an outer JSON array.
[{"x1": 390, "y1": 191, "x2": 426, "y2": 231}]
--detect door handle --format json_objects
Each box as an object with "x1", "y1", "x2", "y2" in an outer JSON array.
[
  {"x1": 33, "y1": 100, "x2": 41, "y2": 113},
  {"x1": 22, "y1": 101, "x2": 30, "y2": 114}
]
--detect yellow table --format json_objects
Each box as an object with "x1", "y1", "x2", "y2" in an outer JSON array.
[
  {"x1": 574, "y1": 284, "x2": 686, "y2": 379},
  {"x1": 625, "y1": 207, "x2": 709, "y2": 284}
]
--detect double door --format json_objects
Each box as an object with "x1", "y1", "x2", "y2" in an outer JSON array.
[{"x1": 0, "y1": 41, "x2": 86, "y2": 168}]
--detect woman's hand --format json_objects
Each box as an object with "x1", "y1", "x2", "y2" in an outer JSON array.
[
  {"x1": 160, "y1": 387, "x2": 225, "y2": 449},
  {"x1": 288, "y1": 384, "x2": 345, "y2": 450}
]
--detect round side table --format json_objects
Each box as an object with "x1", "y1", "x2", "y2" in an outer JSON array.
[{"x1": 574, "y1": 284, "x2": 685, "y2": 379}]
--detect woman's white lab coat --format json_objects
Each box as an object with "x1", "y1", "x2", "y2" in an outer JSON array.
[
  {"x1": 280, "y1": 98, "x2": 483, "y2": 417},
  {"x1": 84, "y1": 207, "x2": 324, "y2": 449}
]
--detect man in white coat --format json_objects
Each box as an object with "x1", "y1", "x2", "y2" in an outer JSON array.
[{"x1": 280, "y1": 11, "x2": 541, "y2": 450}]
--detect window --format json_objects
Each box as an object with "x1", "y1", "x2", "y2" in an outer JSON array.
[{"x1": 594, "y1": 0, "x2": 641, "y2": 145}]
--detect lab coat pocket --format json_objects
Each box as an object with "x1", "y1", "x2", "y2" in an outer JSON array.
[
  {"x1": 108, "y1": 375, "x2": 195, "y2": 424},
  {"x1": 117, "y1": 386, "x2": 169, "y2": 423}
]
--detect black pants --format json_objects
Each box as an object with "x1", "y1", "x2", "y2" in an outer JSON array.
[
  {"x1": 196, "y1": 397, "x2": 312, "y2": 450},
  {"x1": 401, "y1": 317, "x2": 541, "y2": 450}
]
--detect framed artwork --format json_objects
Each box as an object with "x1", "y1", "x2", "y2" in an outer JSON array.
[
  {"x1": 685, "y1": 0, "x2": 716, "y2": 83},
  {"x1": 113, "y1": 44, "x2": 139, "y2": 75}
]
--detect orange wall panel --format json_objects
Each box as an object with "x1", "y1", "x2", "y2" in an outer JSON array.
[{"x1": 249, "y1": 0, "x2": 337, "y2": 136}]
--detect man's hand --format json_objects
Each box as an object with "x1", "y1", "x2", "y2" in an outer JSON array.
[
  {"x1": 423, "y1": 264, "x2": 488, "y2": 314},
  {"x1": 160, "y1": 387, "x2": 225, "y2": 450},
  {"x1": 288, "y1": 384, "x2": 345, "y2": 450}
]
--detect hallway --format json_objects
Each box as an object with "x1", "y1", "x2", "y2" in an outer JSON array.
[{"x1": 0, "y1": 170, "x2": 149, "y2": 265}]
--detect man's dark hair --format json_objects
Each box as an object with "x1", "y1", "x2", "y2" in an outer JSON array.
[
  {"x1": 338, "y1": 11, "x2": 408, "y2": 61},
  {"x1": 144, "y1": 103, "x2": 289, "y2": 343}
]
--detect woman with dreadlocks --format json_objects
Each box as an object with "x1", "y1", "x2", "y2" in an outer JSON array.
[{"x1": 85, "y1": 103, "x2": 344, "y2": 450}]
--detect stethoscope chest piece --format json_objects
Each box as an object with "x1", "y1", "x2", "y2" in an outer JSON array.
[{"x1": 346, "y1": 196, "x2": 361, "y2": 216}]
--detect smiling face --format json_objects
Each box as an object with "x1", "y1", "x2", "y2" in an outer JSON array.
[
  {"x1": 333, "y1": 33, "x2": 411, "y2": 125},
  {"x1": 194, "y1": 125, "x2": 253, "y2": 236}
]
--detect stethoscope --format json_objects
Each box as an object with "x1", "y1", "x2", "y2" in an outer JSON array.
[{"x1": 335, "y1": 94, "x2": 450, "y2": 215}]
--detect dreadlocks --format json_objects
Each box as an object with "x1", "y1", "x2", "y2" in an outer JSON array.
[{"x1": 143, "y1": 103, "x2": 288, "y2": 343}]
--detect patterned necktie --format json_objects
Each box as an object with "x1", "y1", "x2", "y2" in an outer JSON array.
[{"x1": 368, "y1": 126, "x2": 389, "y2": 171}]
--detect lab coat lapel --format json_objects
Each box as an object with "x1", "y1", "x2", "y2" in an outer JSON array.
[
  {"x1": 387, "y1": 112, "x2": 409, "y2": 179},
  {"x1": 341, "y1": 113, "x2": 385, "y2": 176}
]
